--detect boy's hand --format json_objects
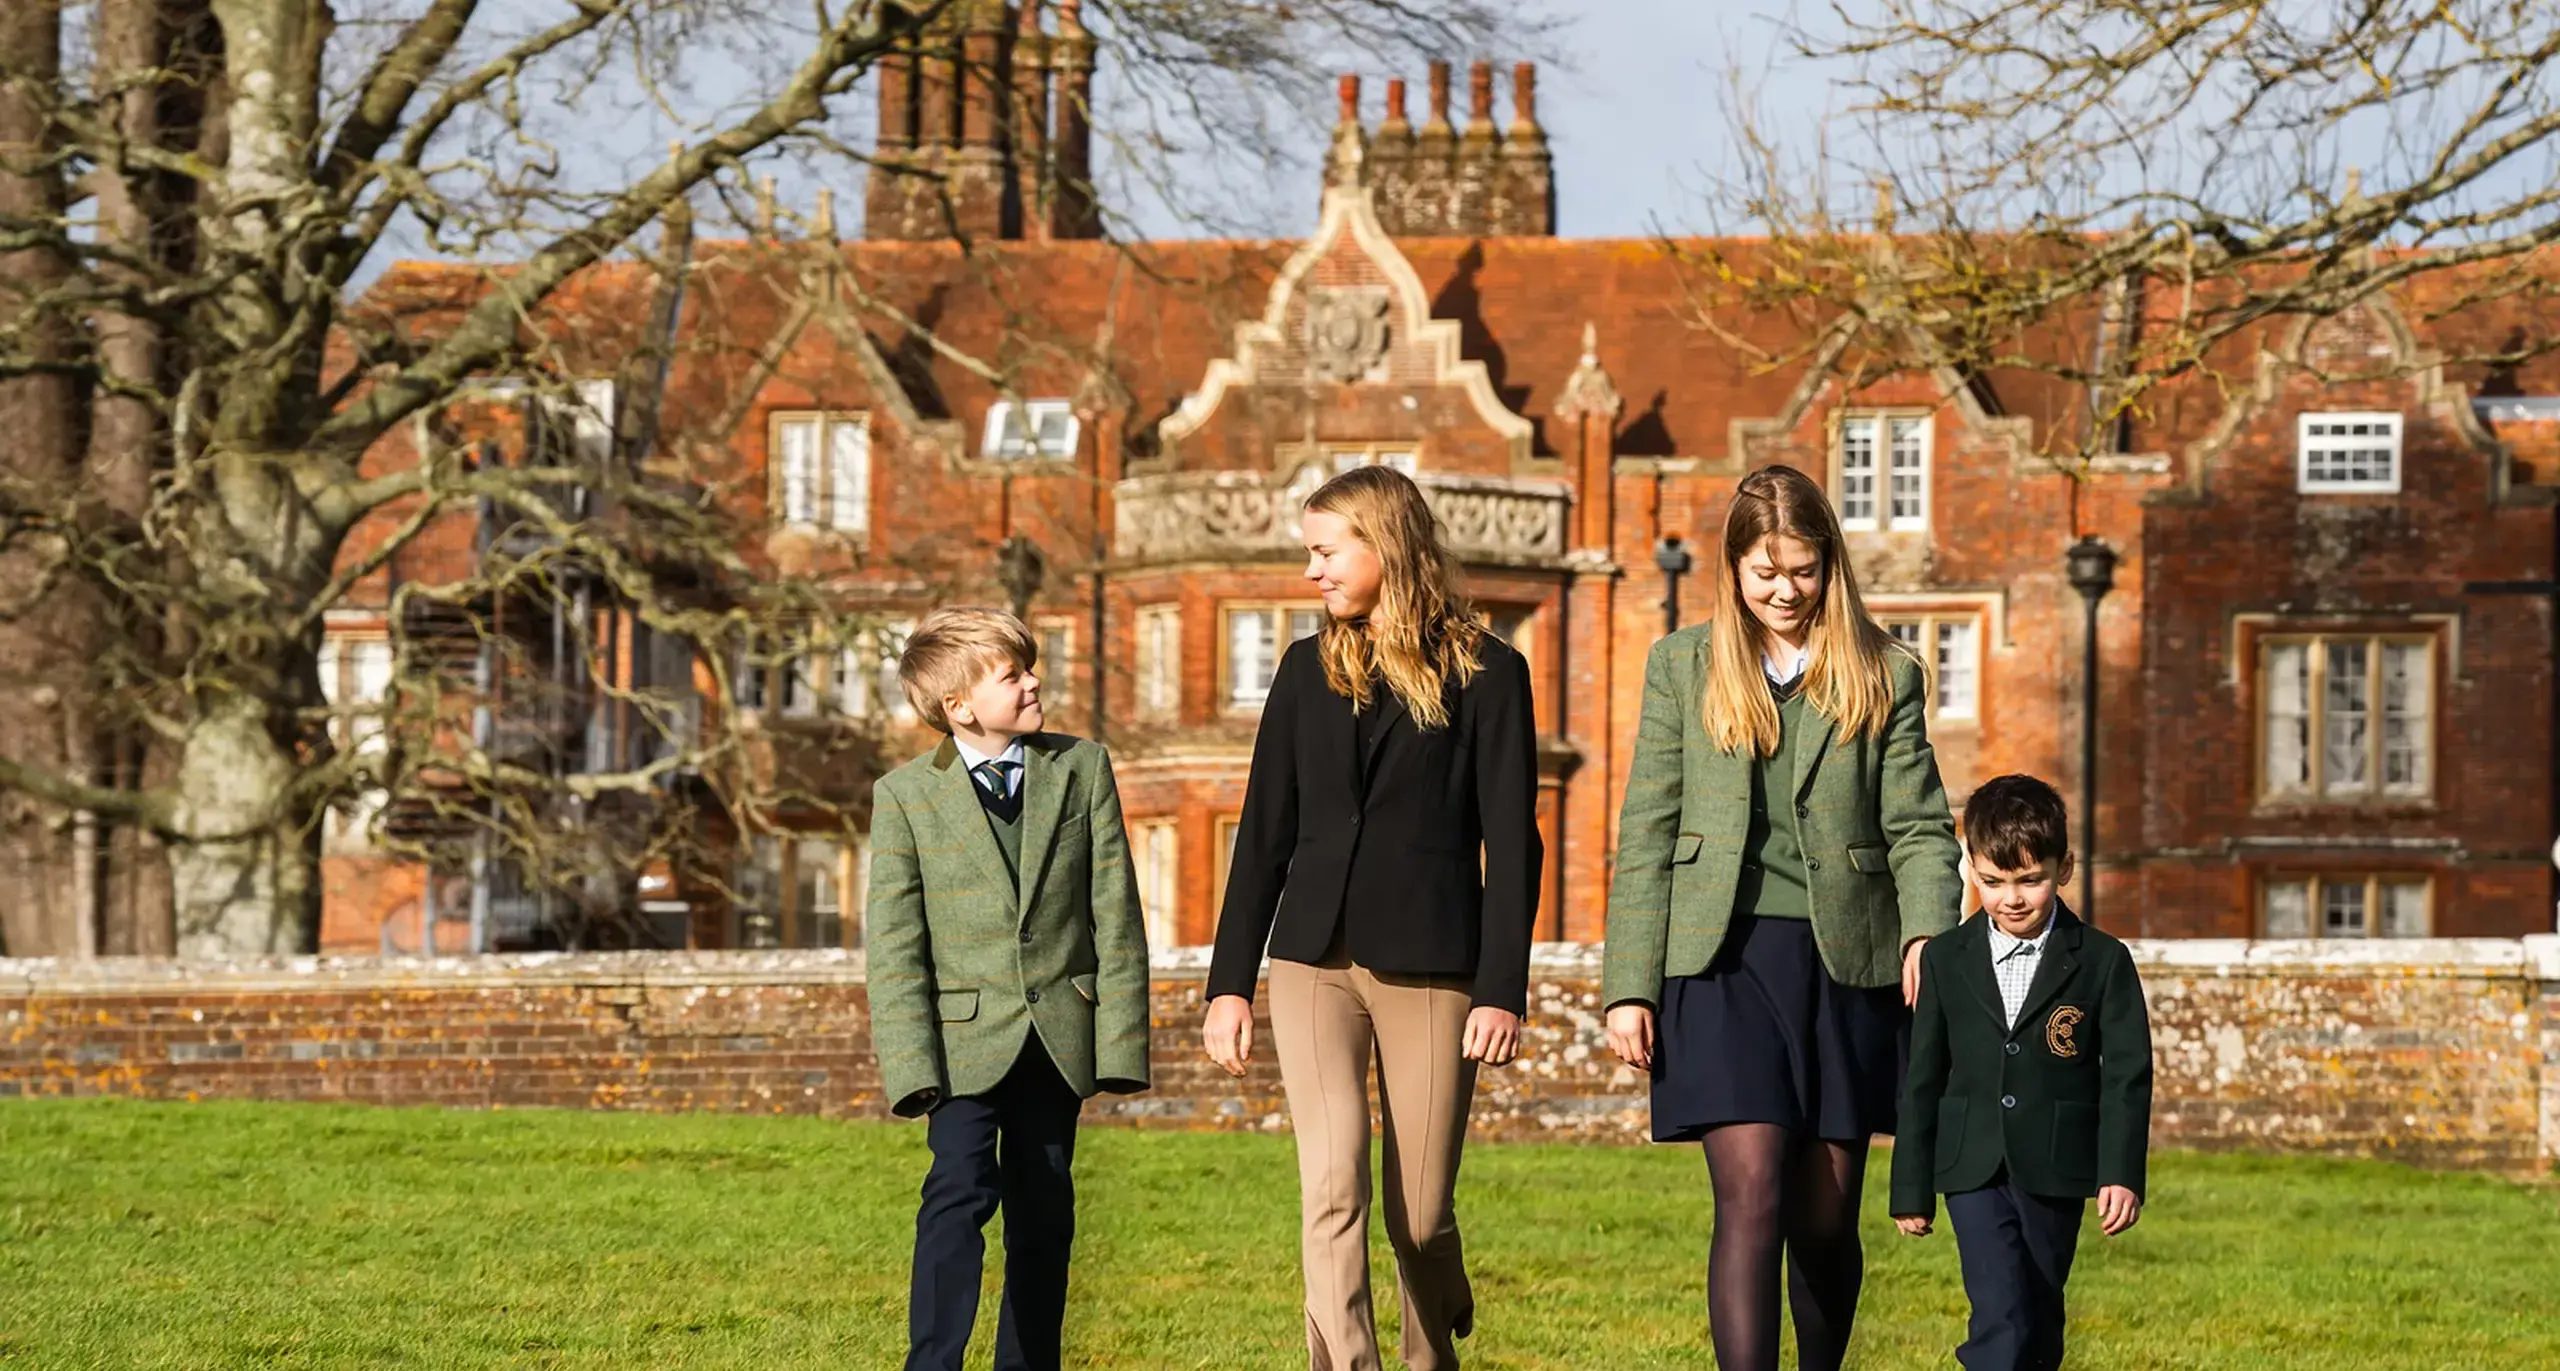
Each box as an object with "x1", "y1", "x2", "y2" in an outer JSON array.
[
  {"x1": 1893, "y1": 1215, "x2": 1932, "y2": 1237},
  {"x1": 1201, "y1": 994, "x2": 1255, "y2": 1077},
  {"x1": 1462, "y1": 1007, "x2": 1522, "y2": 1065},
  {"x1": 2098, "y1": 1185, "x2": 2142, "y2": 1236},
  {"x1": 1604, "y1": 1003, "x2": 1655, "y2": 1070}
]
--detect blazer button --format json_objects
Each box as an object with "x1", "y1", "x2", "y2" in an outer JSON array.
[
  {"x1": 1020, "y1": 930, "x2": 1034, "y2": 944},
  {"x1": 1027, "y1": 989, "x2": 1041, "y2": 1004},
  {"x1": 2005, "y1": 1042, "x2": 2020, "y2": 1056},
  {"x1": 2000, "y1": 1094, "x2": 2017, "y2": 1109},
  {"x1": 1795, "y1": 803, "x2": 1809, "y2": 819},
  {"x1": 1805, "y1": 857, "x2": 1822, "y2": 872}
]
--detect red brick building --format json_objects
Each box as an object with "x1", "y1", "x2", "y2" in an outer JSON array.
[{"x1": 323, "y1": 46, "x2": 2560, "y2": 954}]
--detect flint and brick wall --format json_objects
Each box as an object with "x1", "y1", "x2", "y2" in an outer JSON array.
[{"x1": 4, "y1": 939, "x2": 2556, "y2": 1171}]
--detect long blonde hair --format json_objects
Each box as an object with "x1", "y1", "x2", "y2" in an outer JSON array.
[
  {"x1": 1303, "y1": 465, "x2": 1484, "y2": 729},
  {"x1": 1701, "y1": 464, "x2": 1906, "y2": 755}
]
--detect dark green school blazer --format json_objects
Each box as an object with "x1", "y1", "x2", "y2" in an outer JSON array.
[
  {"x1": 863, "y1": 733, "x2": 1153, "y2": 1118},
  {"x1": 1889, "y1": 905, "x2": 2153, "y2": 1217},
  {"x1": 1601, "y1": 624, "x2": 1965, "y2": 1006}
]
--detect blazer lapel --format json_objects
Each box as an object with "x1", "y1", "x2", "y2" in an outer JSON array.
[
  {"x1": 1358, "y1": 686, "x2": 1409, "y2": 792},
  {"x1": 1791, "y1": 703, "x2": 1838, "y2": 806},
  {"x1": 1014, "y1": 734, "x2": 1071, "y2": 919},
  {"x1": 2008, "y1": 905, "x2": 2085, "y2": 1039},
  {"x1": 1946, "y1": 915, "x2": 2007, "y2": 1031},
  {"x1": 932, "y1": 739, "x2": 1019, "y2": 903}
]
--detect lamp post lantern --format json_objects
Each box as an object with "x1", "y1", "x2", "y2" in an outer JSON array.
[
  {"x1": 1655, "y1": 536, "x2": 1695, "y2": 637},
  {"x1": 2065, "y1": 536, "x2": 2119, "y2": 926}
]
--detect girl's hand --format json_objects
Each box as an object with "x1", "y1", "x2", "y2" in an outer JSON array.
[
  {"x1": 1604, "y1": 1003, "x2": 1656, "y2": 1070},
  {"x1": 1462, "y1": 1007, "x2": 1521, "y2": 1066},
  {"x1": 1902, "y1": 937, "x2": 1927, "y2": 1008},
  {"x1": 1201, "y1": 994, "x2": 1256, "y2": 1078},
  {"x1": 1894, "y1": 1214, "x2": 1933, "y2": 1237}
]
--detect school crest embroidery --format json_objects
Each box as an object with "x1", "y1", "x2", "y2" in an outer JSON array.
[{"x1": 2045, "y1": 1005, "x2": 2085, "y2": 1058}]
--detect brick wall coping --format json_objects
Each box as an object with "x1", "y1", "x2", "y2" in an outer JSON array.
[{"x1": 2, "y1": 935, "x2": 2554, "y2": 997}]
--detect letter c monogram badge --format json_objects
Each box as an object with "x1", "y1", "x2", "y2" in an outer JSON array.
[{"x1": 2045, "y1": 1005, "x2": 2085, "y2": 1059}]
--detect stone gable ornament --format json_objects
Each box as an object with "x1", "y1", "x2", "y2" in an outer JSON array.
[{"x1": 1305, "y1": 285, "x2": 1392, "y2": 382}]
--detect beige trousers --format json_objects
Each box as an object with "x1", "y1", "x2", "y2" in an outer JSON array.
[{"x1": 1268, "y1": 950, "x2": 1479, "y2": 1371}]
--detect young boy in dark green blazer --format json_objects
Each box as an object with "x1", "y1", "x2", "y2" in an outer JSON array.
[
  {"x1": 864, "y1": 607, "x2": 1151, "y2": 1371},
  {"x1": 1891, "y1": 774, "x2": 2152, "y2": 1371}
]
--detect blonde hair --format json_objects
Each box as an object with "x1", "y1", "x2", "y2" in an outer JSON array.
[
  {"x1": 898, "y1": 606, "x2": 1037, "y2": 734},
  {"x1": 1302, "y1": 464, "x2": 1485, "y2": 729},
  {"x1": 1701, "y1": 464, "x2": 1908, "y2": 755}
]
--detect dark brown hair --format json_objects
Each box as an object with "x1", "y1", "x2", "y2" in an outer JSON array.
[{"x1": 1962, "y1": 774, "x2": 2072, "y2": 871}]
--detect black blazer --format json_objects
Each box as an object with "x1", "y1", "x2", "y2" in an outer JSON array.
[
  {"x1": 1207, "y1": 633, "x2": 1544, "y2": 1015},
  {"x1": 1889, "y1": 904, "x2": 2153, "y2": 1217}
]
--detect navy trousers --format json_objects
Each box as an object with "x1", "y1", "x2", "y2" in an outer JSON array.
[
  {"x1": 906, "y1": 1036, "x2": 1084, "y2": 1371},
  {"x1": 1945, "y1": 1172, "x2": 2085, "y2": 1371}
]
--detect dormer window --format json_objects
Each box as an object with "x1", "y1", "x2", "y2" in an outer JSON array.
[
  {"x1": 1837, "y1": 413, "x2": 1928, "y2": 532},
  {"x1": 772, "y1": 411, "x2": 870, "y2": 534},
  {"x1": 983, "y1": 399, "x2": 1079, "y2": 460},
  {"x1": 2297, "y1": 412, "x2": 2401, "y2": 493}
]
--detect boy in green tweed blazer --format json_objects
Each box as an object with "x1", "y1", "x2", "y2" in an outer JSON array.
[
  {"x1": 1891, "y1": 774, "x2": 2152, "y2": 1371},
  {"x1": 863, "y1": 607, "x2": 1150, "y2": 1371}
]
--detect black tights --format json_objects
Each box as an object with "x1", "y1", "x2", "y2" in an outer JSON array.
[{"x1": 1701, "y1": 1123, "x2": 1869, "y2": 1371}]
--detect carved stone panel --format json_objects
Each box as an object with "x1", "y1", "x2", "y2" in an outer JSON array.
[
  {"x1": 1115, "y1": 466, "x2": 1569, "y2": 568},
  {"x1": 1304, "y1": 286, "x2": 1392, "y2": 383}
]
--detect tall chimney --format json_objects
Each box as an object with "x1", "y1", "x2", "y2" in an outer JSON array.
[
  {"x1": 1322, "y1": 73, "x2": 1366, "y2": 190},
  {"x1": 1408, "y1": 60, "x2": 1455, "y2": 234},
  {"x1": 864, "y1": 27, "x2": 922, "y2": 239},
  {"x1": 949, "y1": 0, "x2": 1008, "y2": 238},
  {"x1": 1370, "y1": 76, "x2": 1415, "y2": 233},
  {"x1": 1496, "y1": 61, "x2": 1554, "y2": 235},
  {"x1": 1049, "y1": 0, "x2": 1100, "y2": 238},
  {"x1": 1452, "y1": 61, "x2": 1499, "y2": 237},
  {"x1": 1010, "y1": 1, "x2": 1053, "y2": 239}
]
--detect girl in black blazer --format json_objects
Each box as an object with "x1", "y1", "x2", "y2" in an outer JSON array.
[{"x1": 1203, "y1": 464, "x2": 1543, "y2": 1371}]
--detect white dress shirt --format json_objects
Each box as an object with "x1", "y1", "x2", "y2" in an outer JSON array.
[
  {"x1": 953, "y1": 736, "x2": 1026, "y2": 799},
  {"x1": 1987, "y1": 917, "x2": 2054, "y2": 1031},
  {"x1": 1764, "y1": 642, "x2": 1810, "y2": 688}
]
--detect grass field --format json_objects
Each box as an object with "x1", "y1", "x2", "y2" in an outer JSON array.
[{"x1": 0, "y1": 1099, "x2": 2552, "y2": 1368}]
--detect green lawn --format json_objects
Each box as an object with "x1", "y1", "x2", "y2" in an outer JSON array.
[{"x1": 0, "y1": 1100, "x2": 2552, "y2": 1368}]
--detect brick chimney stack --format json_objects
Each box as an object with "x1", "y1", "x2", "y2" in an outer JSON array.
[
  {"x1": 863, "y1": 1, "x2": 1104, "y2": 242},
  {"x1": 1326, "y1": 58, "x2": 1553, "y2": 237}
]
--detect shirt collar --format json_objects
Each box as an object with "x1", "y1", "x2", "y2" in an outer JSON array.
[
  {"x1": 1987, "y1": 917, "x2": 2054, "y2": 960},
  {"x1": 1763, "y1": 642, "x2": 1810, "y2": 687},
  {"x1": 953, "y1": 736, "x2": 1026, "y2": 773}
]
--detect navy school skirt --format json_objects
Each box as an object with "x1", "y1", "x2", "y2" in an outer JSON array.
[{"x1": 1649, "y1": 913, "x2": 1910, "y2": 1144}]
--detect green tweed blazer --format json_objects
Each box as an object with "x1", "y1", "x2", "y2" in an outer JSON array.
[
  {"x1": 864, "y1": 733, "x2": 1152, "y2": 1117},
  {"x1": 1601, "y1": 624, "x2": 1964, "y2": 1006}
]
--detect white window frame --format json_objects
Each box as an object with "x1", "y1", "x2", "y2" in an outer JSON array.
[
  {"x1": 771, "y1": 411, "x2": 871, "y2": 534},
  {"x1": 1836, "y1": 413, "x2": 1929, "y2": 532},
  {"x1": 2296, "y1": 411, "x2": 2402, "y2": 494},
  {"x1": 1133, "y1": 819, "x2": 1181, "y2": 950},
  {"x1": 1878, "y1": 611, "x2": 1982, "y2": 721},
  {"x1": 835, "y1": 619, "x2": 918, "y2": 724},
  {"x1": 1033, "y1": 616, "x2": 1075, "y2": 709},
  {"x1": 1136, "y1": 604, "x2": 1182, "y2": 720},
  {"x1": 2259, "y1": 873, "x2": 2431, "y2": 939},
  {"x1": 1322, "y1": 444, "x2": 1418, "y2": 475},
  {"x1": 982, "y1": 399, "x2": 1080, "y2": 461},
  {"x1": 2256, "y1": 631, "x2": 2434, "y2": 803},
  {"x1": 1220, "y1": 602, "x2": 1325, "y2": 712}
]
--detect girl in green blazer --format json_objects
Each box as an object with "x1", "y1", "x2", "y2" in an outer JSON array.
[{"x1": 1602, "y1": 463, "x2": 1964, "y2": 1371}]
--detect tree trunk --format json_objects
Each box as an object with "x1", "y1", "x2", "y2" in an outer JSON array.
[
  {"x1": 0, "y1": 0, "x2": 93, "y2": 957},
  {"x1": 170, "y1": 691, "x2": 317, "y2": 956}
]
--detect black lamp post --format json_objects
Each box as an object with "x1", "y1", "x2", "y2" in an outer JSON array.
[
  {"x1": 995, "y1": 534, "x2": 1045, "y2": 620},
  {"x1": 1655, "y1": 536, "x2": 1695, "y2": 637},
  {"x1": 2065, "y1": 536, "x2": 2119, "y2": 927}
]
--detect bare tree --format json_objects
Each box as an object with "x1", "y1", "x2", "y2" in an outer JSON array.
[
  {"x1": 0, "y1": 0, "x2": 1539, "y2": 958},
  {"x1": 1693, "y1": 0, "x2": 2560, "y2": 453}
]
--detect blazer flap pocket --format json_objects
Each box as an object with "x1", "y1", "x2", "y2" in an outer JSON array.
[
  {"x1": 1672, "y1": 833, "x2": 1705, "y2": 866},
  {"x1": 1846, "y1": 843, "x2": 1890, "y2": 874},
  {"x1": 1070, "y1": 973, "x2": 1098, "y2": 1003},
  {"x1": 935, "y1": 989, "x2": 980, "y2": 1022},
  {"x1": 1934, "y1": 1097, "x2": 1968, "y2": 1170}
]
